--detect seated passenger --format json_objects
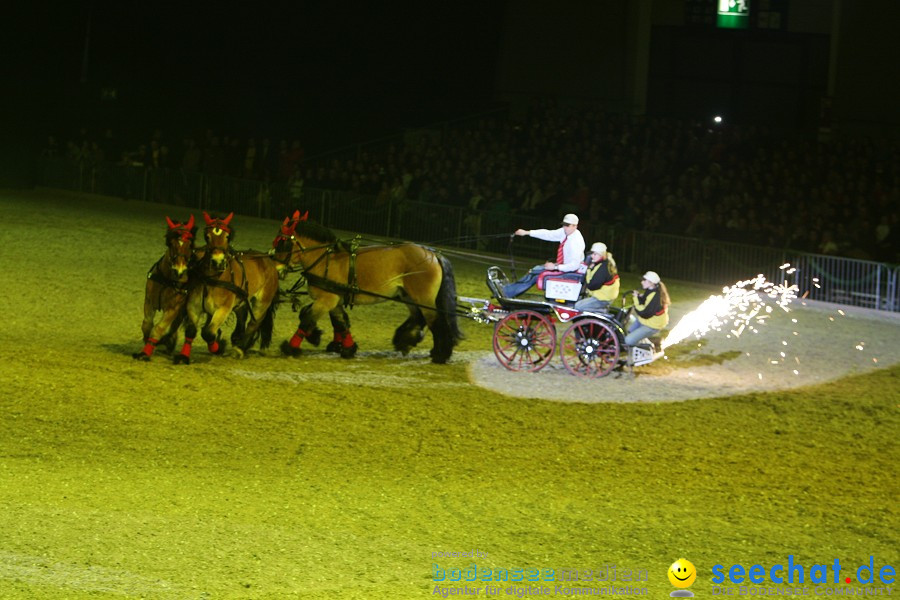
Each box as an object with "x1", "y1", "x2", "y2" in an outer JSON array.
[
  {"x1": 625, "y1": 271, "x2": 670, "y2": 347},
  {"x1": 574, "y1": 242, "x2": 619, "y2": 313},
  {"x1": 502, "y1": 213, "x2": 586, "y2": 298}
]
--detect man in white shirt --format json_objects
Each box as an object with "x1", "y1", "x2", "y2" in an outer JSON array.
[{"x1": 502, "y1": 213, "x2": 586, "y2": 298}]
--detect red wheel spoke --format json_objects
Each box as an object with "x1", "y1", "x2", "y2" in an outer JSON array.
[
  {"x1": 560, "y1": 318, "x2": 621, "y2": 378},
  {"x1": 492, "y1": 310, "x2": 557, "y2": 372}
]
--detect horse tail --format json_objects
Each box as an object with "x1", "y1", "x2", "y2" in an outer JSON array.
[{"x1": 430, "y1": 254, "x2": 463, "y2": 363}]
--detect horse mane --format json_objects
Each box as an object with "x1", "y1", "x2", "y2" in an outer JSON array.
[
  {"x1": 296, "y1": 220, "x2": 338, "y2": 245},
  {"x1": 291, "y1": 219, "x2": 358, "y2": 252}
]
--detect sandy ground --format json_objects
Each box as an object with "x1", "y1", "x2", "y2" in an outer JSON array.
[
  {"x1": 0, "y1": 190, "x2": 897, "y2": 599},
  {"x1": 469, "y1": 299, "x2": 900, "y2": 403}
]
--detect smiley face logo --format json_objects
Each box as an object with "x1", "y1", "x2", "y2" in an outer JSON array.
[{"x1": 668, "y1": 558, "x2": 697, "y2": 588}]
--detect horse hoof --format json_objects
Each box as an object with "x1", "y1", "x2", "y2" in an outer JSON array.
[
  {"x1": 173, "y1": 354, "x2": 191, "y2": 365},
  {"x1": 132, "y1": 352, "x2": 151, "y2": 361},
  {"x1": 281, "y1": 341, "x2": 302, "y2": 357},
  {"x1": 229, "y1": 347, "x2": 245, "y2": 359},
  {"x1": 325, "y1": 341, "x2": 342, "y2": 353},
  {"x1": 430, "y1": 351, "x2": 451, "y2": 364},
  {"x1": 340, "y1": 344, "x2": 358, "y2": 359},
  {"x1": 306, "y1": 327, "x2": 323, "y2": 347}
]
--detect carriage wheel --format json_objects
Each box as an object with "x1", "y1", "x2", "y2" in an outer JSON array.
[
  {"x1": 560, "y1": 318, "x2": 621, "y2": 378},
  {"x1": 492, "y1": 310, "x2": 557, "y2": 372}
]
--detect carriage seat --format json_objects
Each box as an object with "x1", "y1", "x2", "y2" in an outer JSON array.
[{"x1": 537, "y1": 271, "x2": 584, "y2": 302}]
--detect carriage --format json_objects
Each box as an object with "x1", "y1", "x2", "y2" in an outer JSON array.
[{"x1": 461, "y1": 266, "x2": 662, "y2": 377}]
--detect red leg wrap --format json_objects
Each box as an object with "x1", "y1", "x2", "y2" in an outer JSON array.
[
  {"x1": 341, "y1": 331, "x2": 355, "y2": 348},
  {"x1": 180, "y1": 337, "x2": 193, "y2": 358},
  {"x1": 333, "y1": 331, "x2": 345, "y2": 344},
  {"x1": 289, "y1": 328, "x2": 307, "y2": 348},
  {"x1": 141, "y1": 338, "x2": 158, "y2": 356},
  {"x1": 208, "y1": 340, "x2": 220, "y2": 353}
]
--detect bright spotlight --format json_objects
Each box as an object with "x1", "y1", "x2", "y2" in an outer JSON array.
[{"x1": 713, "y1": 115, "x2": 723, "y2": 124}]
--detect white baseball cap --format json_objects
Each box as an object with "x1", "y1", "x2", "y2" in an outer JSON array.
[
  {"x1": 643, "y1": 271, "x2": 661, "y2": 284},
  {"x1": 562, "y1": 213, "x2": 579, "y2": 225},
  {"x1": 590, "y1": 242, "x2": 607, "y2": 254}
]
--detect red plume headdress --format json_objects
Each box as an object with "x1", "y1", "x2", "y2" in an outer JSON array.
[
  {"x1": 273, "y1": 210, "x2": 308, "y2": 247},
  {"x1": 203, "y1": 211, "x2": 233, "y2": 234}
]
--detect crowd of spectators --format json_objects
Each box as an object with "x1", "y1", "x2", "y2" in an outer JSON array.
[
  {"x1": 42, "y1": 102, "x2": 899, "y2": 263},
  {"x1": 41, "y1": 128, "x2": 308, "y2": 188}
]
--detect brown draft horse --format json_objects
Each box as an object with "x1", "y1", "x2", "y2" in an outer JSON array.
[
  {"x1": 133, "y1": 215, "x2": 197, "y2": 360},
  {"x1": 272, "y1": 210, "x2": 462, "y2": 363},
  {"x1": 173, "y1": 212, "x2": 280, "y2": 364}
]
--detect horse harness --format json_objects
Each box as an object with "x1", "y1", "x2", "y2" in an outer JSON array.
[
  {"x1": 285, "y1": 237, "x2": 462, "y2": 316},
  {"x1": 146, "y1": 255, "x2": 191, "y2": 308},
  {"x1": 283, "y1": 237, "x2": 363, "y2": 309},
  {"x1": 197, "y1": 249, "x2": 252, "y2": 308}
]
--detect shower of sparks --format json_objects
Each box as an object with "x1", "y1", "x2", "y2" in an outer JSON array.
[
  {"x1": 661, "y1": 272, "x2": 799, "y2": 350},
  {"x1": 654, "y1": 265, "x2": 880, "y2": 380}
]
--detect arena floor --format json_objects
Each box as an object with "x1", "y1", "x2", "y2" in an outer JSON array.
[
  {"x1": 471, "y1": 299, "x2": 900, "y2": 402},
  {"x1": 1, "y1": 189, "x2": 897, "y2": 599}
]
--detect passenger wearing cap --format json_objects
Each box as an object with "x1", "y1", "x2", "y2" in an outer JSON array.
[
  {"x1": 625, "y1": 271, "x2": 670, "y2": 347},
  {"x1": 502, "y1": 213, "x2": 586, "y2": 298},
  {"x1": 574, "y1": 242, "x2": 619, "y2": 313}
]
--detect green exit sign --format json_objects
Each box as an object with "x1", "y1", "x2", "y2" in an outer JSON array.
[{"x1": 718, "y1": 0, "x2": 750, "y2": 29}]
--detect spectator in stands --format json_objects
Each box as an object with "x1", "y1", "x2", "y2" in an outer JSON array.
[
  {"x1": 818, "y1": 230, "x2": 839, "y2": 255},
  {"x1": 257, "y1": 138, "x2": 277, "y2": 181},
  {"x1": 243, "y1": 138, "x2": 258, "y2": 179},
  {"x1": 182, "y1": 138, "x2": 202, "y2": 172},
  {"x1": 502, "y1": 213, "x2": 585, "y2": 298},
  {"x1": 224, "y1": 137, "x2": 242, "y2": 177},
  {"x1": 41, "y1": 136, "x2": 60, "y2": 158},
  {"x1": 277, "y1": 139, "x2": 291, "y2": 181},
  {"x1": 284, "y1": 140, "x2": 304, "y2": 179},
  {"x1": 203, "y1": 137, "x2": 225, "y2": 175},
  {"x1": 148, "y1": 140, "x2": 162, "y2": 169}
]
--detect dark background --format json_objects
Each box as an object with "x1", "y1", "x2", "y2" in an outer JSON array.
[
  {"x1": 4, "y1": 0, "x2": 900, "y2": 186},
  {"x1": 4, "y1": 1, "x2": 507, "y2": 154}
]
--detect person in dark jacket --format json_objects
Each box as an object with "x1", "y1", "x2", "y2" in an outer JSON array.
[
  {"x1": 625, "y1": 271, "x2": 670, "y2": 346},
  {"x1": 574, "y1": 242, "x2": 619, "y2": 313}
]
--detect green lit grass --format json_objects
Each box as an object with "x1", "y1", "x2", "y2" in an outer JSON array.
[{"x1": 0, "y1": 190, "x2": 896, "y2": 599}]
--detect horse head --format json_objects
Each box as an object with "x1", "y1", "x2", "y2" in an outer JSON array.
[
  {"x1": 271, "y1": 210, "x2": 308, "y2": 273},
  {"x1": 165, "y1": 214, "x2": 196, "y2": 278},
  {"x1": 203, "y1": 211, "x2": 234, "y2": 267}
]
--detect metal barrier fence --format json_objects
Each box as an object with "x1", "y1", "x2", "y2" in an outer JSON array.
[{"x1": 37, "y1": 157, "x2": 900, "y2": 312}]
